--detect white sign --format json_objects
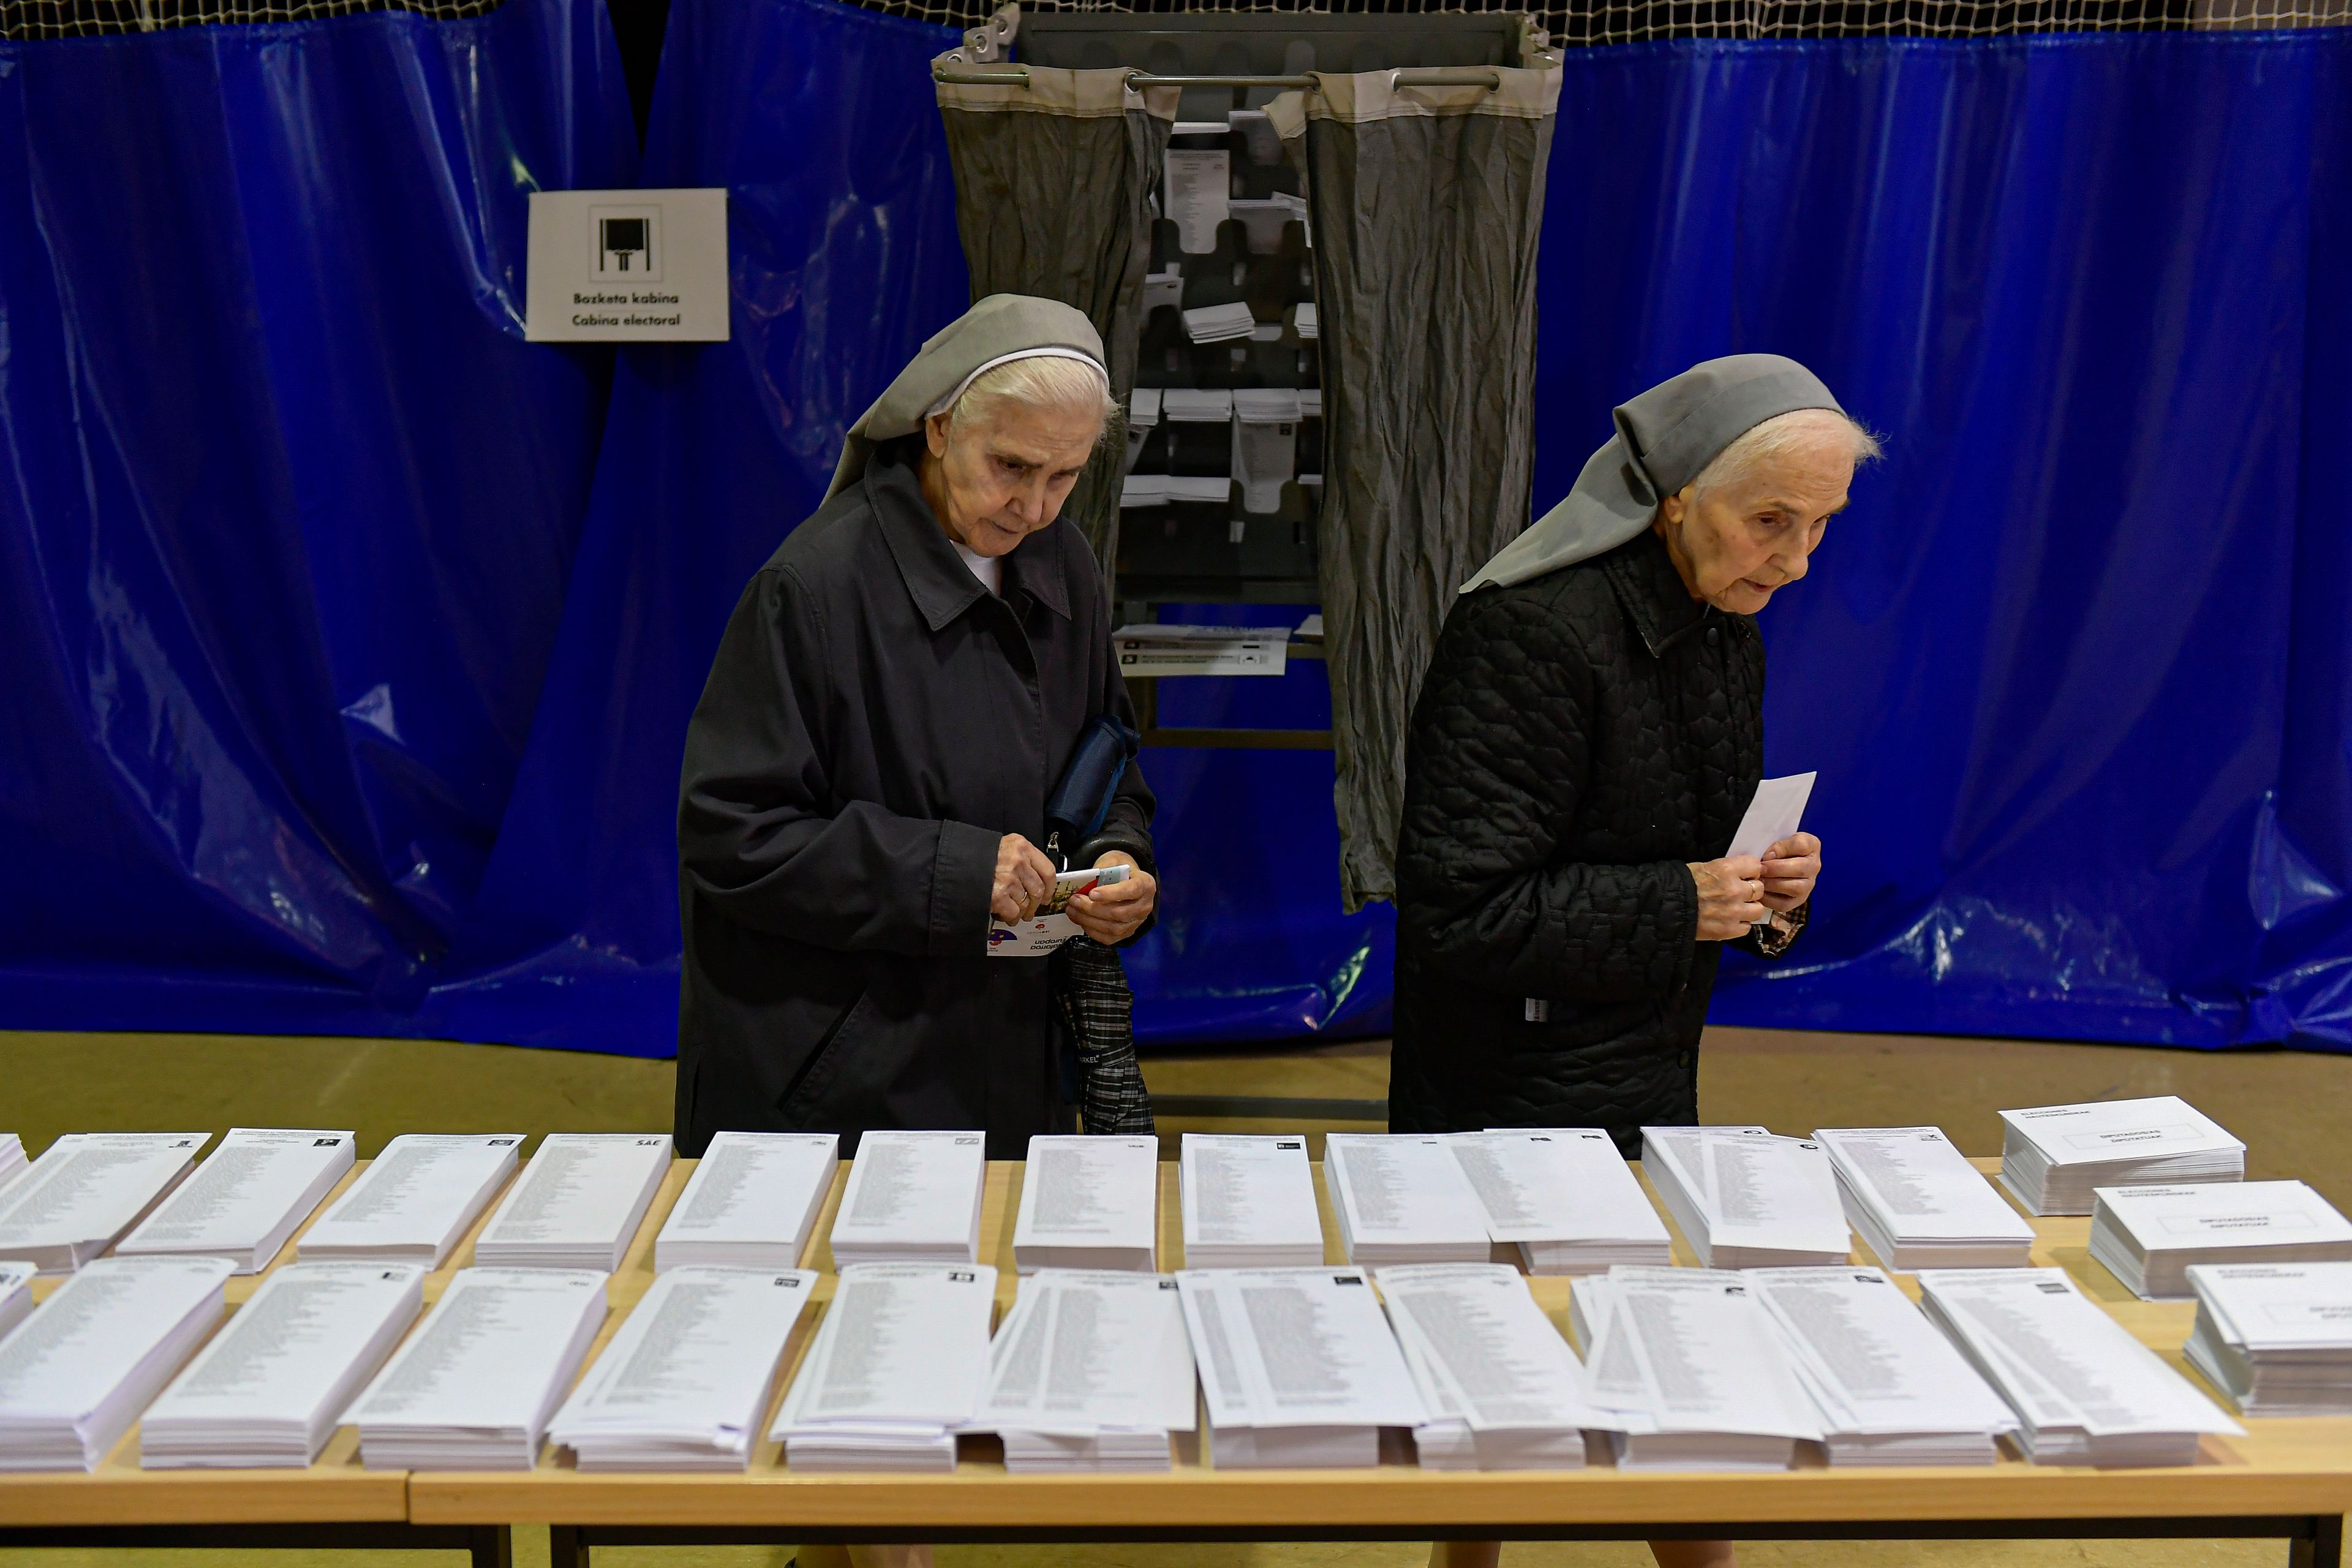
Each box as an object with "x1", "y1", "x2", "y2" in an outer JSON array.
[{"x1": 526, "y1": 188, "x2": 729, "y2": 342}]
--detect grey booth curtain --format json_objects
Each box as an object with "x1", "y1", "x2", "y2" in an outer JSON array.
[{"x1": 1270, "y1": 66, "x2": 1561, "y2": 911}]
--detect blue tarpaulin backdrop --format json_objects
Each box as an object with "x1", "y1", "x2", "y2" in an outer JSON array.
[{"x1": 1, "y1": 0, "x2": 2348, "y2": 1055}]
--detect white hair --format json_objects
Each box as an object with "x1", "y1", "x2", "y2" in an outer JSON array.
[
  {"x1": 946, "y1": 353, "x2": 1115, "y2": 437},
  {"x1": 1691, "y1": 407, "x2": 1883, "y2": 499}
]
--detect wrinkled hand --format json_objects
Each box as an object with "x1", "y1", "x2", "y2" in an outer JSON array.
[
  {"x1": 1689, "y1": 856, "x2": 1766, "y2": 941},
  {"x1": 1068, "y1": 851, "x2": 1158, "y2": 945},
  {"x1": 1758, "y1": 832, "x2": 1820, "y2": 913},
  {"x1": 991, "y1": 834, "x2": 1057, "y2": 924}
]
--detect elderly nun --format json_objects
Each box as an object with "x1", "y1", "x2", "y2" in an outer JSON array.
[{"x1": 676, "y1": 295, "x2": 1158, "y2": 1161}]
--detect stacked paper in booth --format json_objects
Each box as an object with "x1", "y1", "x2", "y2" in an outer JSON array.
[
  {"x1": 1183, "y1": 301, "x2": 1257, "y2": 344},
  {"x1": 1815, "y1": 1126, "x2": 2035, "y2": 1270},
  {"x1": 1120, "y1": 473, "x2": 1169, "y2": 509},
  {"x1": 1294, "y1": 301, "x2": 1318, "y2": 339},
  {"x1": 2185, "y1": 1262, "x2": 2352, "y2": 1415},
  {"x1": 1323, "y1": 1134, "x2": 1491, "y2": 1266},
  {"x1": 1180, "y1": 1134, "x2": 1324, "y2": 1269},
  {"x1": 1112, "y1": 624, "x2": 1287, "y2": 677},
  {"x1": 1917, "y1": 1267, "x2": 2241, "y2": 1465},
  {"x1": 1161, "y1": 388, "x2": 1234, "y2": 423},
  {"x1": 828, "y1": 1130, "x2": 986, "y2": 1265},
  {"x1": 1378, "y1": 1263, "x2": 1595, "y2": 1471},
  {"x1": 346, "y1": 1267, "x2": 607, "y2": 1470},
  {"x1": 0, "y1": 1135, "x2": 24, "y2": 1195},
  {"x1": 1178, "y1": 1265, "x2": 1427, "y2": 1469},
  {"x1": 552, "y1": 1267, "x2": 817, "y2": 1471},
  {"x1": 472, "y1": 1133, "x2": 671, "y2": 1272},
  {"x1": 1124, "y1": 385, "x2": 1162, "y2": 473},
  {"x1": 298, "y1": 1133, "x2": 522, "y2": 1267},
  {"x1": 2089, "y1": 1180, "x2": 2352, "y2": 1300},
  {"x1": 1640, "y1": 1127, "x2": 1852, "y2": 1268},
  {"x1": 0, "y1": 1132, "x2": 210, "y2": 1274},
  {"x1": 772, "y1": 1261, "x2": 997, "y2": 1472},
  {"x1": 1997, "y1": 1095, "x2": 2244, "y2": 1216},
  {"x1": 1570, "y1": 1266, "x2": 1820, "y2": 1471},
  {"x1": 654, "y1": 1131, "x2": 837, "y2": 1272},
  {"x1": 0, "y1": 1264, "x2": 31, "y2": 1341},
  {"x1": 1012, "y1": 1135, "x2": 1158, "y2": 1273},
  {"x1": 1747, "y1": 1267, "x2": 2013, "y2": 1466},
  {"x1": 0, "y1": 1254, "x2": 232, "y2": 1471},
  {"x1": 980, "y1": 1269, "x2": 1196, "y2": 1471},
  {"x1": 1448, "y1": 1129, "x2": 1672, "y2": 1274},
  {"x1": 116, "y1": 1128, "x2": 355, "y2": 1273},
  {"x1": 140, "y1": 1261, "x2": 424, "y2": 1469}
]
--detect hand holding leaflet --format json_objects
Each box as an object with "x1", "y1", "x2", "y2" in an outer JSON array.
[
  {"x1": 1729, "y1": 772, "x2": 1815, "y2": 860},
  {"x1": 989, "y1": 865, "x2": 1131, "y2": 958}
]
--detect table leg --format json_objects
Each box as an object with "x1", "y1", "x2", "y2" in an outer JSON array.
[
  {"x1": 2293, "y1": 1515, "x2": 2345, "y2": 1568},
  {"x1": 466, "y1": 1525, "x2": 513, "y2": 1568},
  {"x1": 548, "y1": 1525, "x2": 587, "y2": 1568}
]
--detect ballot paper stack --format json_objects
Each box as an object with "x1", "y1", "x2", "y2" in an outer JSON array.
[
  {"x1": 1815, "y1": 1126, "x2": 2037, "y2": 1271},
  {"x1": 551, "y1": 1267, "x2": 818, "y2": 1471},
  {"x1": 140, "y1": 1262, "x2": 424, "y2": 1468},
  {"x1": 0, "y1": 1135, "x2": 25, "y2": 1194},
  {"x1": 1748, "y1": 1267, "x2": 2013, "y2": 1466},
  {"x1": 828, "y1": 1130, "x2": 986, "y2": 1265},
  {"x1": 472, "y1": 1133, "x2": 671, "y2": 1272},
  {"x1": 654, "y1": 1132, "x2": 837, "y2": 1272},
  {"x1": 1178, "y1": 1266, "x2": 1427, "y2": 1468},
  {"x1": 0, "y1": 1132, "x2": 210, "y2": 1274},
  {"x1": 1180, "y1": 1134, "x2": 1325, "y2": 1269},
  {"x1": 298, "y1": 1134, "x2": 522, "y2": 1267},
  {"x1": 0, "y1": 1254, "x2": 233, "y2": 1471},
  {"x1": 980, "y1": 1269, "x2": 1197, "y2": 1471},
  {"x1": 346, "y1": 1267, "x2": 607, "y2": 1469},
  {"x1": 772, "y1": 1262, "x2": 997, "y2": 1472},
  {"x1": 1640, "y1": 1127, "x2": 1852, "y2": 1269},
  {"x1": 1918, "y1": 1267, "x2": 2242, "y2": 1465},
  {"x1": 2185, "y1": 1262, "x2": 2352, "y2": 1415},
  {"x1": 116, "y1": 1128, "x2": 355, "y2": 1274},
  {"x1": 1183, "y1": 301, "x2": 1257, "y2": 345},
  {"x1": 1323, "y1": 1135, "x2": 1492, "y2": 1266},
  {"x1": 0, "y1": 1264, "x2": 31, "y2": 1341},
  {"x1": 2089, "y1": 1181, "x2": 2352, "y2": 1300},
  {"x1": 1012, "y1": 1136, "x2": 1158, "y2": 1273},
  {"x1": 1378, "y1": 1264, "x2": 1596, "y2": 1471},
  {"x1": 1447, "y1": 1129, "x2": 1673, "y2": 1275},
  {"x1": 1998, "y1": 1096, "x2": 2245, "y2": 1216},
  {"x1": 1571, "y1": 1266, "x2": 1821, "y2": 1471}
]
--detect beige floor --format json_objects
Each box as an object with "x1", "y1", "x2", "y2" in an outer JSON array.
[{"x1": 4, "y1": 1022, "x2": 2346, "y2": 1568}]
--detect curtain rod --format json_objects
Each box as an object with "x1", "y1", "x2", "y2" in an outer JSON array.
[{"x1": 932, "y1": 65, "x2": 1506, "y2": 90}]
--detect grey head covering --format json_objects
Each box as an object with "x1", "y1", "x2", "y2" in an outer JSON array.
[
  {"x1": 826, "y1": 293, "x2": 1109, "y2": 500},
  {"x1": 1461, "y1": 353, "x2": 1846, "y2": 593}
]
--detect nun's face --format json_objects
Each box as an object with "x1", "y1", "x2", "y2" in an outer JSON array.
[
  {"x1": 921, "y1": 401, "x2": 1102, "y2": 557},
  {"x1": 1654, "y1": 428, "x2": 1855, "y2": 616}
]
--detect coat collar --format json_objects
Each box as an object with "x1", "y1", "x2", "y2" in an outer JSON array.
[
  {"x1": 1600, "y1": 526, "x2": 1717, "y2": 658},
  {"x1": 867, "y1": 448, "x2": 1071, "y2": 631}
]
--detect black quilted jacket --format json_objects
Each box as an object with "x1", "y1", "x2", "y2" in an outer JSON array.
[{"x1": 1389, "y1": 527, "x2": 1800, "y2": 1154}]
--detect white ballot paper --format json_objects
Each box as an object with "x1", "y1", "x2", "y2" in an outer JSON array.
[
  {"x1": 472, "y1": 1133, "x2": 672, "y2": 1272},
  {"x1": 1231, "y1": 388, "x2": 1302, "y2": 512},
  {"x1": 299, "y1": 1133, "x2": 522, "y2": 1267},
  {"x1": 1164, "y1": 149, "x2": 1231, "y2": 253},
  {"x1": 988, "y1": 864, "x2": 1132, "y2": 957},
  {"x1": 1377, "y1": 1263, "x2": 1596, "y2": 1471},
  {"x1": 1323, "y1": 1135, "x2": 1491, "y2": 1266},
  {"x1": 551, "y1": 1267, "x2": 817, "y2": 1471},
  {"x1": 772, "y1": 1261, "x2": 997, "y2": 1472},
  {"x1": 1728, "y1": 771, "x2": 1815, "y2": 860},
  {"x1": 345, "y1": 1267, "x2": 608, "y2": 1470},
  {"x1": 0, "y1": 1135, "x2": 26, "y2": 1196},
  {"x1": 1814, "y1": 1126, "x2": 2035, "y2": 1271},
  {"x1": 829, "y1": 1130, "x2": 986, "y2": 1265},
  {"x1": 1112, "y1": 624, "x2": 1287, "y2": 679},
  {"x1": 1998, "y1": 1095, "x2": 2245, "y2": 1215},
  {"x1": 979, "y1": 1269, "x2": 1196, "y2": 1470},
  {"x1": 141, "y1": 1261, "x2": 425, "y2": 1469},
  {"x1": 117, "y1": 1128, "x2": 355, "y2": 1274},
  {"x1": 1182, "y1": 301, "x2": 1257, "y2": 345},
  {"x1": 0, "y1": 1254, "x2": 233, "y2": 1471},
  {"x1": 1161, "y1": 387, "x2": 1235, "y2": 423},
  {"x1": 1012, "y1": 1136, "x2": 1158, "y2": 1273},
  {"x1": 0, "y1": 1132, "x2": 211, "y2": 1274},
  {"x1": 1642, "y1": 1127, "x2": 1851, "y2": 1268},
  {"x1": 2090, "y1": 1180, "x2": 2352, "y2": 1300},
  {"x1": 1180, "y1": 1134, "x2": 1324, "y2": 1268},
  {"x1": 655, "y1": 1131, "x2": 838, "y2": 1272},
  {"x1": 2185, "y1": 1261, "x2": 2352, "y2": 1415},
  {"x1": 1917, "y1": 1267, "x2": 2242, "y2": 1465},
  {"x1": 1177, "y1": 1265, "x2": 1426, "y2": 1469},
  {"x1": 0, "y1": 1263, "x2": 31, "y2": 1343},
  {"x1": 1449, "y1": 1129, "x2": 1672, "y2": 1274},
  {"x1": 1747, "y1": 1266, "x2": 2013, "y2": 1466}
]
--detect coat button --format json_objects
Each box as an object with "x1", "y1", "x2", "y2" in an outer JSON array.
[{"x1": 1705, "y1": 625, "x2": 1718, "y2": 646}]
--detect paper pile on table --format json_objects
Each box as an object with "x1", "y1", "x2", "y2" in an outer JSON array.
[
  {"x1": 2090, "y1": 1180, "x2": 2352, "y2": 1300},
  {"x1": 1998, "y1": 1096, "x2": 2244, "y2": 1216},
  {"x1": 2185, "y1": 1262, "x2": 2352, "y2": 1415},
  {"x1": 1747, "y1": 1267, "x2": 2013, "y2": 1466},
  {"x1": 1012, "y1": 1135, "x2": 1158, "y2": 1274},
  {"x1": 117, "y1": 1128, "x2": 355, "y2": 1274},
  {"x1": 0, "y1": 1254, "x2": 233, "y2": 1471},
  {"x1": 980, "y1": 1268, "x2": 1196, "y2": 1471},
  {"x1": 1378, "y1": 1263, "x2": 1594, "y2": 1471},
  {"x1": 298, "y1": 1134, "x2": 522, "y2": 1267},
  {"x1": 347, "y1": 1267, "x2": 607, "y2": 1470},
  {"x1": 140, "y1": 1261, "x2": 424, "y2": 1469},
  {"x1": 654, "y1": 1132, "x2": 837, "y2": 1272},
  {"x1": 1815, "y1": 1126, "x2": 2035, "y2": 1271},
  {"x1": 552, "y1": 1267, "x2": 817, "y2": 1471},
  {"x1": 1180, "y1": 1265, "x2": 1425, "y2": 1468},
  {"x1": 0, "y1": 1135, "x2": 24, "y2": 1194},
  {"x1": 1180, "y1": 1134, "x2": 1324, "y2": 1269},
  {"x1": 773, "y1": 1262, "x2": 997, "y2": 1472},
  {"x1": 0, "y1": 1263, "x2": 31, "y2": 1341},
  {"x1": 827, "y1": 1131, "x2": 986, "y2": 1266},
  {"x1": 472, "y1": 1133, "x2": 671, "y2": 1272},
  {"x1": 1324, "y1": 1135, "x2": 1491, "y2": 1267},
  {"x1": 0, "y1": 1133, "x2": 211, "y2": 1274},
  {"x1": 1640, "y1": 1127, "x2": 1851, "y2": 1268},
  {"x1": 1918, "y1": 1267, "x2": 2241, "y2": 1465},
  {"x1": 1448, "y1": 1129, "x2": 1673, "y2": 1274}
]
